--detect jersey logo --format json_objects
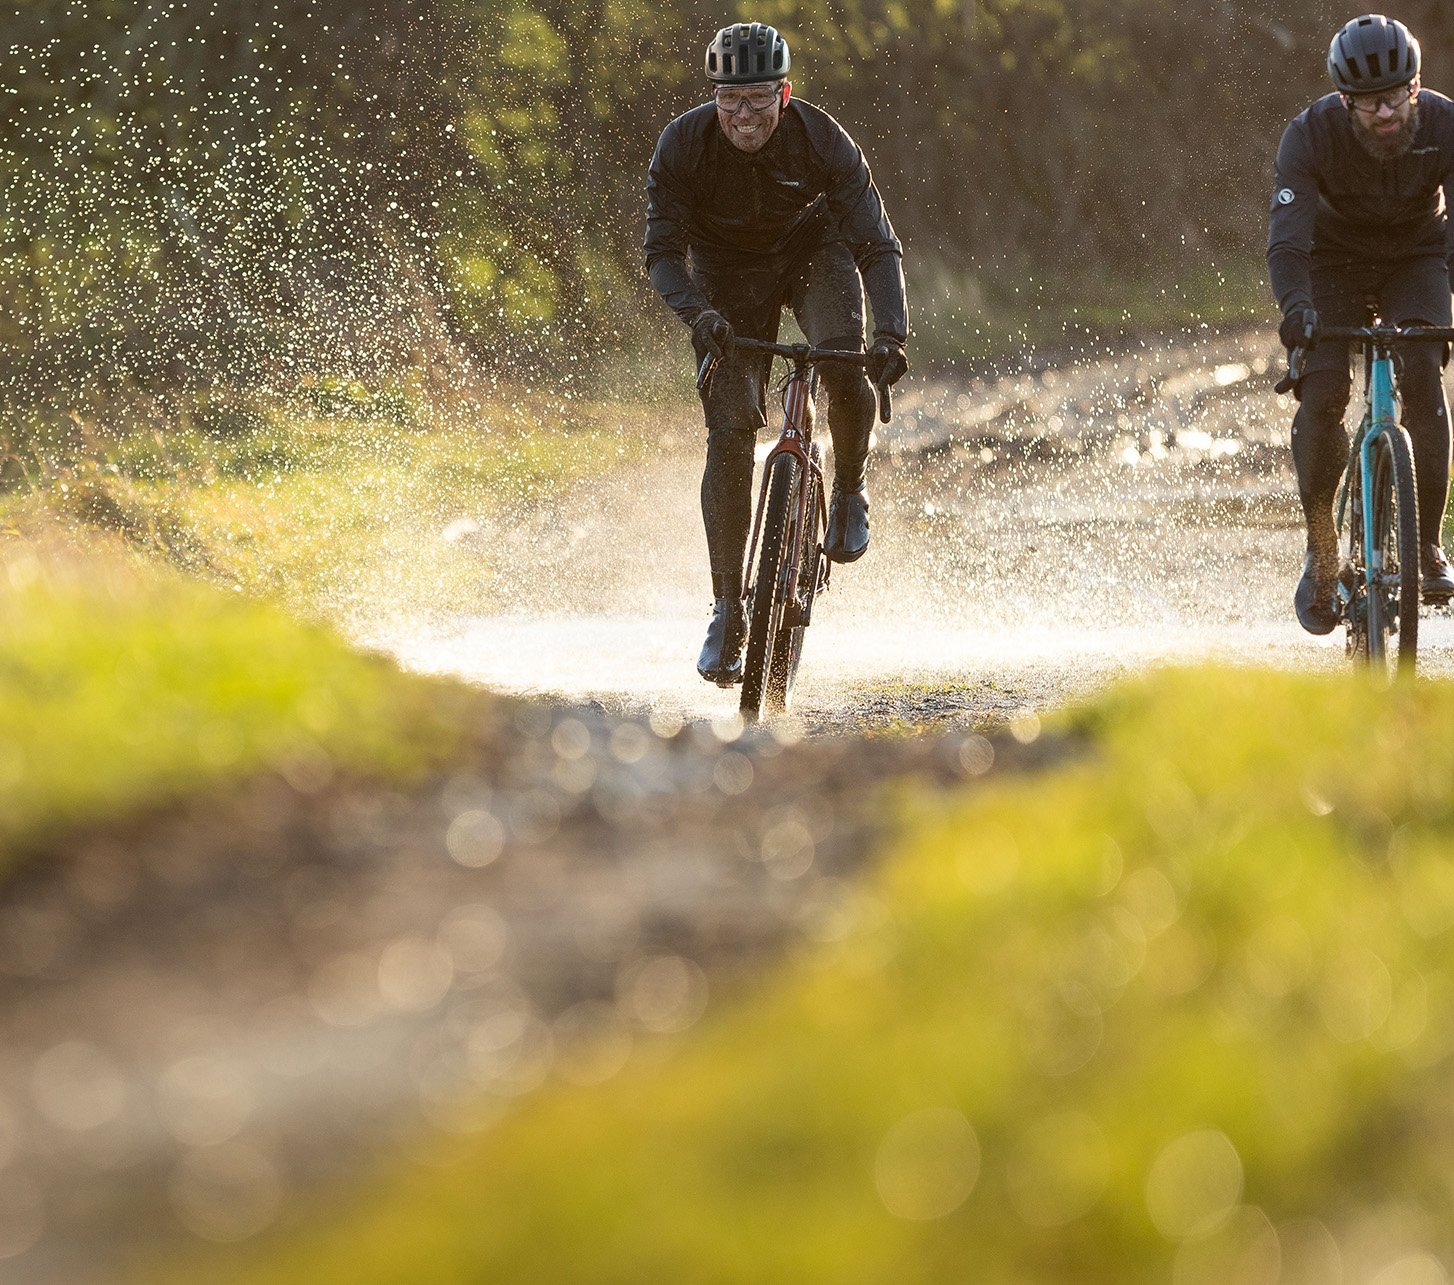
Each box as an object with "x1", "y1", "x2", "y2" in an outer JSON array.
[{"x1": 1277, "y1": 188, "x2": 1296, "y2": 205}]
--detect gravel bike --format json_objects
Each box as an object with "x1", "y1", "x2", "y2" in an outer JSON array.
[
  {"x1": 1279, "y1": 321, "x2": 1454, "y2": 673},
  {"x1": 698, "y1": 338, "x2": 891, "y2": 720}
]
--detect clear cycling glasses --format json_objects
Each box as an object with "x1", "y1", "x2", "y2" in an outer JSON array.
[
  {"x1": 1347, "y1": 83, "x2": 1416, "y2": 115},
  {"x1": 714, "y1": 86, "x2": 780, "y2": 114}
]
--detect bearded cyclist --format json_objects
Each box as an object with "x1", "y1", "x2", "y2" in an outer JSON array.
[
  {"x1": 1270, "y1": 13, "x2": 1454, "y2": 635},
  {"x1": 644, "y1": 22, "x2": 909, "y2": 685}
]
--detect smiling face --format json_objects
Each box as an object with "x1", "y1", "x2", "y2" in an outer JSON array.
[
  {"x1": 713, "y1": 81, "x2": 787, "y2": 153},
  {"x1": 1346, "y1": 79, "x2": 1420, "y2": 159}
]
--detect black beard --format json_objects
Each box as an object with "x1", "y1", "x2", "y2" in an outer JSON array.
[{"x1": 1352, "y1": 102, "x2": 1420, "y2": 159}]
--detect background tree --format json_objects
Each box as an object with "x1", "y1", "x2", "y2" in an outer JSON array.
[{"x1": 3, "y1": 0, "x2": 1451, "y2": 406}]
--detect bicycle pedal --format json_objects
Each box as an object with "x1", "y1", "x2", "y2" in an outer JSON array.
[{"x1": 1421, "y1": 589, "x2": 1454, "y2": 608}]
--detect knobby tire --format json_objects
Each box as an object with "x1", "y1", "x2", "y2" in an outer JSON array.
[
  {"x1": 1364, "y1": 426, "x2": 1420, "y2": 675},
  {"x1": 768, "y1": 462, "x2": 819, "y2": 705},
  {"x1": 741, "y1": 455, "x2": 808, "y2": 721}
]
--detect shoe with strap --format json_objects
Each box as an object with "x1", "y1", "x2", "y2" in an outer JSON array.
[
  {"x1": 1422, "y1": 542, "x2": 1454, "y2": 604},
  {"x1": 697, "y1": 596, "x2": 746, "y2": 686},
  {"x1": 825, "y1": 482, "x2": 869, "y2": 563}
]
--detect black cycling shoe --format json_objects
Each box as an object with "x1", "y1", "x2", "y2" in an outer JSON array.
[
  {"x1": 697, "y1": 597, "x2": 746, "y2": 686},
  {"x1": 1294, "y1": 550, "x2": 1339, "y2": 635},
  {"x1": 1422, "y1": 543, "x2": 1454, "y2": 604},
  {"x1": 825, "y1": 483, "x2": 869, "y2": 563}
]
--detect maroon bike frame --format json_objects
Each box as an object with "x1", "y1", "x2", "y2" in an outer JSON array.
[{"x1": 741, "y1": 364, "x2": 830, "y2": 619}]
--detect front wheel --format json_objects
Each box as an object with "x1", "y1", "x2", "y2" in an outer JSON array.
[
  {"x1": 1363, "y1": 425, "x2": 1420, "y2": 675},
  {"x1": 741, "y1": 454, "x2": 816, "y2": 721},
  {"x1": 768, "y1": 457, "x2": 821, "y2": 705}
]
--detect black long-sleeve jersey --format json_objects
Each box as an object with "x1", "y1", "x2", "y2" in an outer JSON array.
[
  {"x1": 644, "y1": 99, "x2": 908, "y2": 343},
  {"x1": 1268, "y1": 89, "x2": 1454, "y2": 315}
]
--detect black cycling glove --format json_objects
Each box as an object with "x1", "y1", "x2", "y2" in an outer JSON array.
[
  {"x1": 692, "y1": 310, "x2": 734, "y2": 359},
  {"x1": 867, "y1": 336, "x2": 908, "y2": 387},
  {"x1": 1279, "y1": 306, "x2": 1318, "y2": 351}
]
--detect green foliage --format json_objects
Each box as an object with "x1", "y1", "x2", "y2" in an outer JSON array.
[
  {"x1": 10, "y1": 0, "x2": 1454, "y2": 397},
  {"x1": 0, "y1": 542, "x2": 472, "y2": 865},
  {"x1": 14, "y1": 0, "x2": 1446, "y2": 402},
  {"x1": 1, "y1": 387, "x2": 647, "y2": 627},
  {"x1": 1, "y1": 0, "x2": 473, "y2": 394},
  {"x1": 911, "y1": 258, "x2": 1271, "y2": 366},
  {"x1": 162, "y1": 666, "x2": 1454, "y2": 1281}
]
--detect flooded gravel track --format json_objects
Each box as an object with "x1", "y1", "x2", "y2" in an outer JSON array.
[
  {"x1": 0, "y1": 693, "x2": 1059, "y2": 1282},
  {"x1": 371, "y1": 327, "x2": 1454, "y2": 725},
  {"x1": 5, "y1": 328, "x2": 1454, "y2": 1281}
]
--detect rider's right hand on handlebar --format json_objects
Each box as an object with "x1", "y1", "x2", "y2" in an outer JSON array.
[
  {"x1": 1279, "y1": 306, "x2": 1318, "y2": 352},
  {"x1": 692, "y1": 310, "x2": 735, "y2": 360}
]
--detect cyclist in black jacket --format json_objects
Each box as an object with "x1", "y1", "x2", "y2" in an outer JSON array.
[
  {"x1": 645, "y1": 22, "x2": 909, "y2": 686},
  {"x1": 1270, "y1": 13, "x2": 1454, "y2": 635}
]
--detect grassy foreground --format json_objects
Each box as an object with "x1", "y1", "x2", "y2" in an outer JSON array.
[
  {"x1": 4, "y1": 385, "x2": 649, "y2": 627},
  {"x1": 0, "y1": 378, "x2": 661, "y2": 865},
  {"x1": 0, "y1": 535, "x2": 477, "y2": 866},
  {"x1": 160, "y1": 667, "x2": 1454, "y2": 1283}
]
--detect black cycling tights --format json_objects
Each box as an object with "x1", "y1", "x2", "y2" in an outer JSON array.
[
  {"x1": 701, "y1": 345, "x2": 874, "y2": 596},
  {"x1": 1292, "y1": 354, "x2": 1451, "y2": 544}
]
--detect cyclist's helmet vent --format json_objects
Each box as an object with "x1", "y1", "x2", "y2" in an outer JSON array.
[
  {"x1": 1327, "y1": 14, "x2": 1420, "y2": 94},
  {"x1": 705, "y1": 23, "x2": 790, "y2": 84}
]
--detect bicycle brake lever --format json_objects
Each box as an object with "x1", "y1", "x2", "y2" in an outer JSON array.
[
  {"x1": 696, "y1": 351, "x2": 718, "y2": 395},
  {"x1": 1274, "y1": 346, "x2": 1305, "y2": 396},
  {"x1": 877, "y1": 380, "x2": 892, "y2": 424}
]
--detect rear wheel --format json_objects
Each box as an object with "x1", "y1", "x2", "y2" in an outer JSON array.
[
  {"x1": 741, "y1": 454, "x2": 809, "y2": 721},
  {"x1": 1363, "y1": 425, "x2": 1420, "y2": 675}
]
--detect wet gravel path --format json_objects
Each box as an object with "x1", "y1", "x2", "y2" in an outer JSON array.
[
  {"x1": 7, "y1": 326, "x2": 1454, "y2": 1279},
  {"x1": 0, "y1": 693, "x2": 1065, "y2": 1282},
  {"x1": 376, "y1": 326, "x2": 1396, "y2": 730}
]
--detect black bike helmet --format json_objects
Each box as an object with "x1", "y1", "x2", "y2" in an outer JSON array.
[
  {"x1": 705, "y1": 23, "x2": 790, "y2": 84},
  {"x1": 1327, "y1": 14, "x2": 1420, "y2": 94}
]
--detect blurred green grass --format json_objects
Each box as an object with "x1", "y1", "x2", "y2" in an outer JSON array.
[
  {"x1": 3, "y1": 385, "x2": 653, "y2": 624},
  {"x1": 157, "y1": 665, "x2": 1454, "y2": 1283},
  {"x1": 909, "y1": 259, "x2": 1272, "y2": 370},
  {"x1": 0, "y1": 538, "x2": 478, "y2": 866},
  {"x1": 0, "y1": 383, "x2": 650, "y2": 864}
]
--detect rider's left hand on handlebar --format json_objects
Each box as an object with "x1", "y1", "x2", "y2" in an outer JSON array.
[
  {"x1": 867, "y1": 336, "x2": 908, "y2": 387},
  {"x1": 1279, "y1": 306, "x2": 1318, "y2": 352}
]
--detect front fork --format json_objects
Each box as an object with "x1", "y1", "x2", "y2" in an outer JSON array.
[
  {"x1": 1361, "y1": 357, "x2": 1400, "y2": 599},
  {"x1": 1336, "y1": 358, "x2": 1402, "y2": 629},
  {"x1": 785, "y1": 443, "x2": 830, "y2": 627},
  {"x1": 742, "y1": 371, "x2": 829, "y2": 625},
  {"x1": 743, "y1": 437, "x2": 829, "y2": 624}
]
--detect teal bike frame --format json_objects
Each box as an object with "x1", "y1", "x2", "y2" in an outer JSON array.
[
  {"x1": 1281, "y1": 321, "x2": 1454, "y2": 669},
  {"x1": 1342, "y1": 331, "x2": 1399, "y2": 618}
]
